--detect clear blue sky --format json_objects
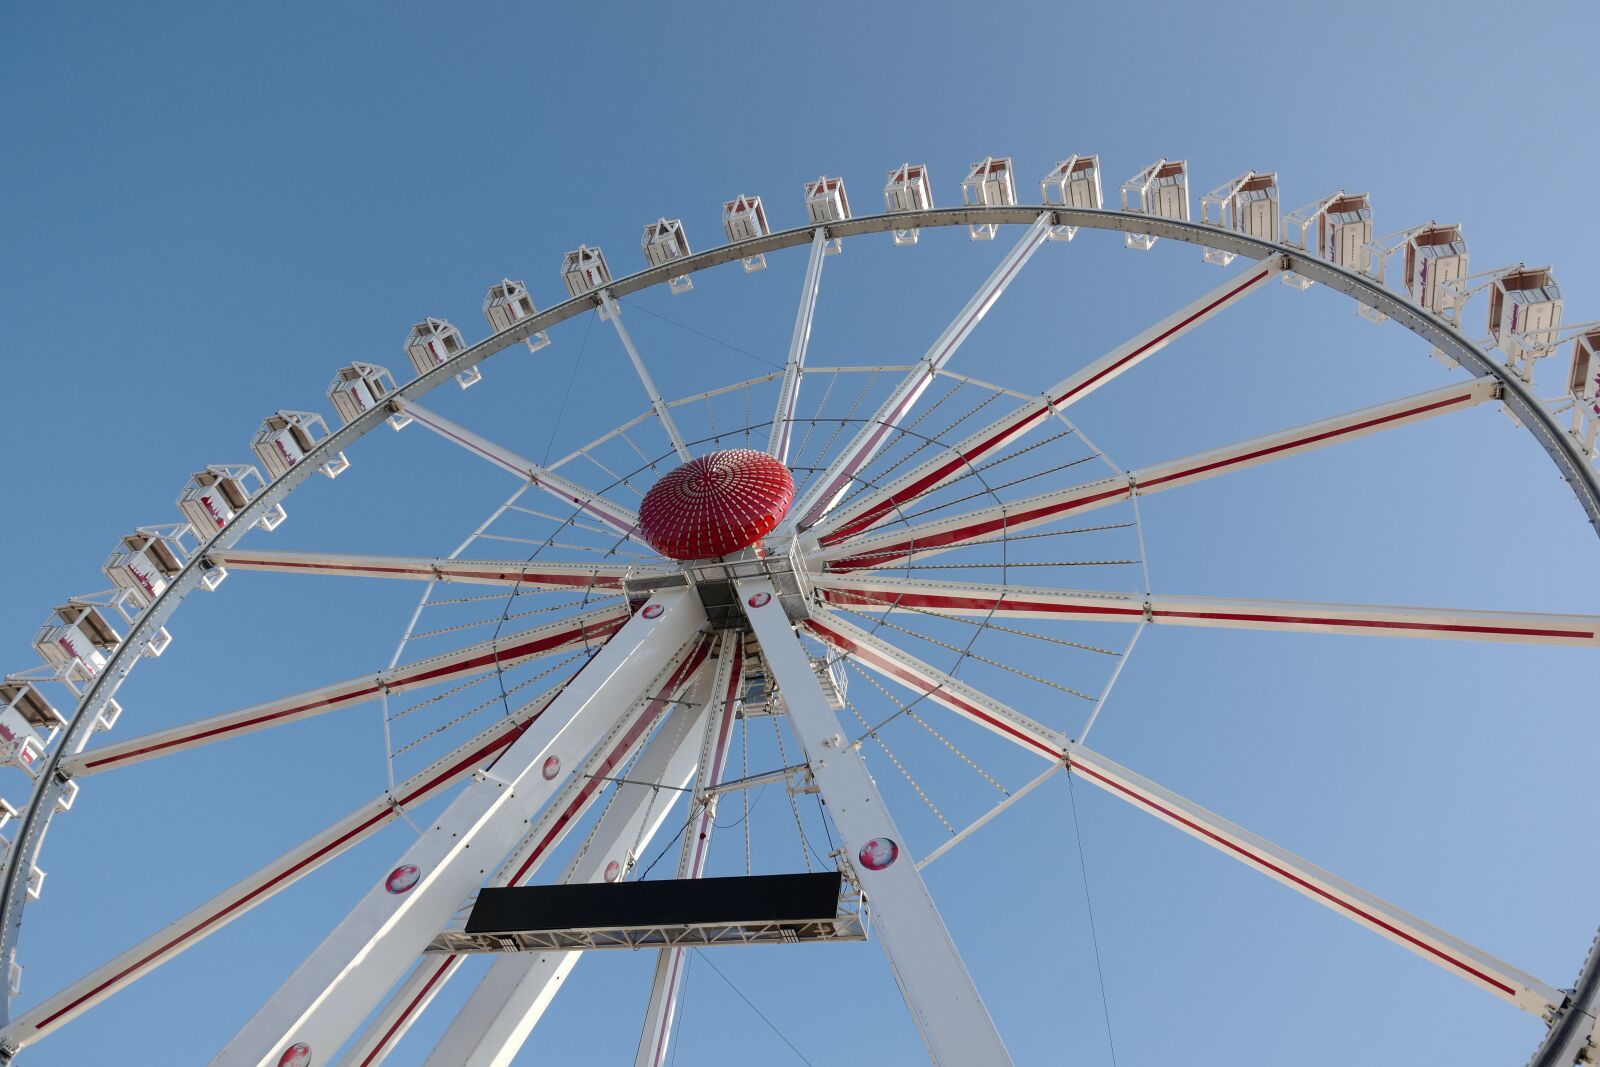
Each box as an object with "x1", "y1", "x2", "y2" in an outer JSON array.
[{"x1": 2, "y1": 2, "x2": 1598, "y2": 1064}]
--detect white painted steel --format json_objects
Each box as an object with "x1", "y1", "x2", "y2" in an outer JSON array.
[
  {"x1": 790, "y1": 212, "x2": 1054, "y2": 530},
  {"x1": 61, "y1": 604, "x2": 627, "y2": 777},
  {"x1": 802, "y1": 608, "x2": 1564, "y2": 1017},
  {"x1": 597, "y1": 290, "x2": 692, "y2": 462},
  {"x1": 206, "y1": 549, "x2": 666, "y2": 592},
  {"x1": 812, "y1": 574, "x2": 1600, "y2": 646},
  {"x1": 335, "y1": 649, "x2": 713, "y2": 1067},
  {"x1": 767, "y1": 229, "x2": 828, "y2": 464},
  {"x1": 811, "y1": 258, "x2": 1286, "y2": 546},
  {"x1": 0, "y1": 683, "x2": 569, "y2": 1051},
  {"x1": 816, "y1": 377, "x2": 1502, "y2": 570},
  {"x1": 424, "y1": 645, "x2": 726, "y2": 1067},
  {"x1": 396, "y1": 400, "x2": 645, "y2": 542},
  {"x1": 739, "y1": 577, "x2": 1012, "y2": 1067},
  {"x1": 635, "y1": 640, "x2": 744, "y2": 1067},
  {"x1": 211, "y1": 588, "x2": 706, "y2": 1067}
]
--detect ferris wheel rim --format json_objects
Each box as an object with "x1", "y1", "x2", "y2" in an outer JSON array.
[{"x1": 2, "y1": 203, "x2": 1596, "y2": 1062}]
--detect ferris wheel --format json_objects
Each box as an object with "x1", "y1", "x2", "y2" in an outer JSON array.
[{"x1": 1, "y1": 152, "x2": 1598, "y2": 1066}]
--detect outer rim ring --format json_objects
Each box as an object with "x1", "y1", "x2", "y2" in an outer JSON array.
[{"x1": 3, "y1": 205, "x2": 1594, "y2": 1059}]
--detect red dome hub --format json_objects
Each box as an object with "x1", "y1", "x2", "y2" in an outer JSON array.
[{"x1": 638, "y1": 449, "x2": 795, "y2": 561}]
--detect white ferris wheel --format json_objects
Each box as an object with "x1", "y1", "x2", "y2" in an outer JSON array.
[{"x1": 0, "y1": 154, "x2": 1598, "y2": 1066}]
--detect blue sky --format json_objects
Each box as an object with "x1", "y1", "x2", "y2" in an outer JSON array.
[{"x1": 2, "y1": 2, "x2": 1599, "y2": 1064}]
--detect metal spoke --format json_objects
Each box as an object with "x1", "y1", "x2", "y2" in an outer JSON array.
[
  {"x1": 206, "y1": 549, "x2": 666, "y2": 591},
  {"x1": 789, "y1": 212, "x2": 1054, "y2": 529},
  {"x1": 812, "y1": 258, "x2": 1287, "y2": 545},
  {"x1": 815, "y1": 378, "x2": 1502, "y2": 571},
  {"x1": 813, "y1": 574, "x2": 1600, "y2": 647},
  {"x1": 767, "y1": 229, "x2": 828, "y2": 463},
  {"x1": 598, "y1": 290, "x2": 692, "y2": 461},
  {"x1": 64, "y1": 604, "x2": 628, "y2": 776}
]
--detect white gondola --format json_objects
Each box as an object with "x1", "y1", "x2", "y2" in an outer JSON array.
[
  {"x1": 1199, "y1": 171, "x2": 1280, "y2": 265},
  {"x1": 0, "y1": 700, "x2": 45, "y2": 776},
  {"x1": 961, "y1": 156, "x2": 1016, "y2": 241},
  {"x1": 561, "y1": 245, "x2": 611, "y2": 300},
  {"x1": 177, "y1": 464, "x2": 283, "y2": 535},
  {"x1": 327, "y1": 362, "x2": 409, "y2": 431},
  {"x1": 103, "y1": 530, "x2": 184, "y2": 608},
  {"x1": 482, "y1": 279, "x2": 550, "y2": 353},
  {"x1": 1403, "y1": 224, "x2": 1470, "y2": 314},
  {"x1": 1568, "y1": 327, "x2": 1600, "y2": 459},
  {"x1": 803, "y1": 176, "x2": 849, "y2": 254},
  {"x1": 721, "y1": 195, "x2": 770, "y2": 272},
  {"x1": 0, "y1": 681, "x2": 67, "y2": 775},
  {"x1": 252, "y1": 410, "x2": 347, "y2": 480},
  {"x1": 1040, "y1": 154, "x2": 1102, "y2": 241},
  {"x1": 1282, "y1": 190, "x2": 1374, "y2": 289},
  {"x1": 1490, "y1": 266, "x2": 1562, "y2": 369},
  {"x1": 1120, "y1": 159, "x2": 1189, "y2": 249},
  {"x1": 883, "y1": 163, "x2": 933, "y2": 246},
  {"x1": 34, "y1": 604, "x2": 119, "y2": 679},
  {"x1": 405, "y1": 317, "x2": 479, "y2": 389},
  {"x1": 641, "y1": 218, "x2": 693, "y2": 295}
]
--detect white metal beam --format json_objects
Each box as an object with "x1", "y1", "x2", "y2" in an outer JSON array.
[
  {"x1": 635, "y1": 640, "x2": 745, "y2": 1067},
  {"x1": 767, "y1": 228, "x2": 828, "y2": 464},
  {"x1": 63, "y1": 604, "x2": 628, "y2": 776},
  {"x1": 597, "y1": 290, "x2": 692, "y2": 462},
  {"x1": 814, "y1": 377, "x2": 1501, "y2": 571},
  {"x1": 335, "y1": 648, "x2": 712, "y2": 1067},
  {"x1": 0, "y1": 682, "x2": 569, "y2": 1051},
  {"x1": 811, "y1": 258, "x2": 1286, "y2": 546},
  {"x1": 397, "y1": 400, "x2": 647, "y2": 543},
  {"x1": 802, "y1": 609, "x2": 1565, "y2": 1018},
  {"x1": 813, "y1": 574, "x2": 1600, "y2": 647},
  {"x1": 206, "y1": 548, "x2": 667, "y2": 592},
  {"x1": 211, "y1": 587, "x2": 707, "y2": 1067},
  {"x1": 423, "y1": 643, "x2": 730, "y2": 1067},
  {"x1": 790, "y1": 212, "x2": 1054, "y2": 530},
  {"x1": 741, "y1": 577, "x2": 1013, "y2": 1066}
]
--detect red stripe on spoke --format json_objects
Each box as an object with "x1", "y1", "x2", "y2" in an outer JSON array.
[
  {"x1": 221, "y1": 557, "x2": 625, "y2": 590},
  {"x1": 1151, "y1": 608, "x2": 1594, "y2": 641},
  {"x1": 358, "y1": 956, "x2": 457, "y2": 1066}
]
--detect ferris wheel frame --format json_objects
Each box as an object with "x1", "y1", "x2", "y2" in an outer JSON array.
[{"x1": 2, "y1": 202, "x2": 1597, "y2": 1065}]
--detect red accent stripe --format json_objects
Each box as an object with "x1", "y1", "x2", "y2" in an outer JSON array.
[
  {"x1": 78, "y1": 615, "x2": 624, "y2": 770},
  {"x1": 358, "y1": 956, "x2": 457, "y2": 1066},
  {"x1": 1150, "y1": 608, "x2": 1593, "y2": 641},
  {"x1": 804, "y1": 619, "x2": 1522, "y2": 1000},
  {"x1": 829, "y1": 388, "x2": 1482, "y2": 573},
  {"x1": 817, "y1": 267, "x2": 1271, "y2": 546}
]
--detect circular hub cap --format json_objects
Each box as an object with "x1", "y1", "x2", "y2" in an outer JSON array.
[{"x1": 638, "y1": 449, "x2": 794, "y2": 561}]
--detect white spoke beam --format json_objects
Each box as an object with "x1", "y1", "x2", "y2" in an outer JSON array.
[
  {"x1": 790, "y1": 212, "x2": 1054, "y2": 530},
  {"x1": 635, "y1": 640, "x2": 745, "y2": 1067},
  {"x1": 424, "y1": 643, "x2": 733, "y2": 1067},
  {"x1": 767, "y1": 228, "x2": 829, "y2": 464},
  {"x1": 742, "y1": 578, "x2": 1013, "y2": 1066},
  {"x1": 342, "y1": 642, "x2": 718, "y2": 1067},
  {"x1": 206, "y1": 549, "x2": 667, "y2": 592},
  {"x1": 64, "y1": 604, "x2": 628, "y2": 776},
  {"x1": 803, "y1": 609, "x2": 1565, "y2": 1018},
  {"x1": 0, "y1": 683, "x2": 568, "y2": 1051},
  {"x1": 814, "y1": 574, "x2": 1600, "y2": 647},
  {"x1": 815, "y1": 377, "x2": 1500, "y2": 571},
  {"x1": 812, "y1": 258, "x2": 1286, "y2": 546},
  {"x1": 597, "y1": 290, "x2": 692, "y2": 462},
  {"x1": 213, "y1": 588, "x2": 707, "y2": 1067},
  {"x1": 397, "y1": 400, "x2": 647, "y2": 543}
]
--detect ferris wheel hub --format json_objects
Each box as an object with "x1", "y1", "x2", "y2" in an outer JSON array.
[{"x1": 638, "y1": 449, "x2": 795, "y2": 561}]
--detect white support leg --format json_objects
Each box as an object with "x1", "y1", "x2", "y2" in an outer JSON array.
[
  {"x1": 597, "y1": 289, "x2": 692, "y2": 462},
  {"x1": 396, "y1": 400, "x2": 646, "y2": 542},
  {"x1": 816, "y1": 377, "x2": 1501, "y2": 571},
  {"x1": 423, "y1": 642, "x2": 734, "y2": 1067},
  {"x1": 767, "y1": 228, "x2": 828, "y2": 464},
  {"x1": 635, "y1": 641, "x2": 745, "y2": 1067},
  {"x1": 212, "y1": 588, "x2": 707, "y2": 1067},
  {"x1": 812, "y1": 257, "x2": 1285, "y2": 547},
  {"x1": 335, "y1": 645, "x2": 714, "y2": 1067},
  {"x1": 790, "y1": 212, "x2": 1053, "y2": 530},
  {"x1": 739, "y1": 577, "x2": 1012, "y2": 1066}
]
